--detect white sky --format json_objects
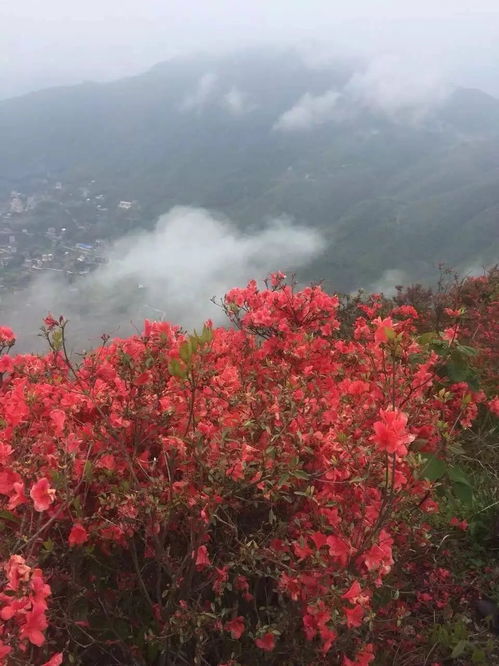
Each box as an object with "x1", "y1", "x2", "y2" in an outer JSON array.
[
  {"x1": 4, "y1": 0, "x2": 499, "y2": 21},
  {"x1": 2, "y1": 0, "x2": 499, "y2": 98}
]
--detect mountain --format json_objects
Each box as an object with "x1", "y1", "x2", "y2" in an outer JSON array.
[{"x1": 1, "y1": 49, "x2": 498, "y2": 290}]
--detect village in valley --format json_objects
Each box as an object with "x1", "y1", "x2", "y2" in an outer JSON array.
[{"x1": 0, "y1": 180, "x2": 141, "y2": 296}]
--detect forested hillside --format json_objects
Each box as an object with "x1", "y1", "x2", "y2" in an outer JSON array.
[{"x1": 1, "y1": 50, "x2": 499, "y2": 289}]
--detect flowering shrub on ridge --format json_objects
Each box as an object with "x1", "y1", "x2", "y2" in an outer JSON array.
[{"x1": 0, "y1": 274, "x2": 491, "y2": 665}]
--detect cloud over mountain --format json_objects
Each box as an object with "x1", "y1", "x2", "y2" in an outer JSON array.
[
  {"x1": 181, "y1": 73, "x2": 219, "y2": 110},
  {"x1": 345, "y1": 53, "x2": 450, "y2": 121},
  {"x1": 222, "y1": 86, "x2": 253, "y2": 115},
  {"x1": 273, "y1": 89, "x2": 340, "y2": 131}
]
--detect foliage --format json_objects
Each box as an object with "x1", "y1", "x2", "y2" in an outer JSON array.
[{"x1": 0, "y1": 272, "x2": 497, "y2": 665}]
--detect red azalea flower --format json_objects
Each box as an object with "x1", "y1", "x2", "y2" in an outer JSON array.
[
  {"x1": 194, "y1": 545, "x2": 210, "y2": 570},
  {"x1": 0, "y1": 326, "x2": 15, "y2": 344},
  {"x1": 343, "y1": 643, "x2": 375, "y2": 666},
  {"x1": 326, "y1": 535, "x2": 350, "y2": 566},
  {"x1": 224, "y1": 616, "x2": 245, "y2": 639},
  {"x1": 450, "y1": 517, "x2": 468, "y2": 531},
  {"x1": 50, "y1": 409, "x2": 66, "y2": 435},
  {"x1": 43, "y1": 315, "x2": 59, "y2": 330},
  {"x1": 488, "y1": 396, "x2": 499, "y2": 416},
  {"x1": 344, "y1": 604, "x2": 365, "y2": 628},
  {"x1": 372, "y1": 409, "x2": 414, "y2": 456},
  {"x1": 19, "y1": 603, "x2": 48, "y2": 646},
  {"x1": 68, "y1": 523, "x2": 89, "y2": 546},
  {"x1": 255, "y1": 632, "x2": 276, "y2": 651},
  {"x1": 373, "y1": 317, "x2": 395, "y2": 343},
  {"x1": 30, "y1": 478, "x2": 56, "y2": 512},
  {"x1": 0, "y1": 355, "x2": 13, "y2": 373},
  {"x1": 0, "y1": 640, "x2": 12, "y2": 660},
  {"x1": 5, "y1": 554, "x2": 31, "y2": 590},
  {"x1": 8, "y1": 481, "x2": 27, "y2": 510},
  {"x1": 41, "y1": 654, "x2": 63, "y2": 666},
  {"x1": 0, "y1": 469, "x2": 21, "y2": 496}
]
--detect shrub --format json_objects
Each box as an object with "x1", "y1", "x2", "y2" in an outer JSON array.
[{"x1": 0, "y1": 274, "x2": 494, "y2": 665}]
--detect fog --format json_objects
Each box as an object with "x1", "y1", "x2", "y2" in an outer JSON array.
[
  {"x1": 2, "y1": 1, "x2": 499, "y2": 98},
  {"x1": 272, "y1": 50, "x2": 451, "y2": 131},
  {"x1": 2, "y1": 207, "x2": 323, "y2": 352}
]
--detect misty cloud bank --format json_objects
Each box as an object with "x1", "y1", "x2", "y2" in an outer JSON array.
[
  {"x1": 274, "y1": 52, "x2": 450, "y2": 131},
  {"x1": 181, "y1": 74, "x2": 254, "y2": 115},
  {"x1": 4, "y1": 2, "x2": 499, "y2": 100},
  {"x1": 179, "y1": 49, "x2": 452, "y2": 134},
  {"x1": 346, "y1": 54, "x2": 450, "y2": 120},
  {"x1": 181, "y1": 73, "x2": 218, "y2": 111},
  {"x1": 273, "y1": 90, "x2": 341, "y2": 131},
  {"x1": 3, "y1": 207, "x2": 323, "y2": 353},
  {"x1": 222, "y1": 86, "x2": 254, "y2": 115}
]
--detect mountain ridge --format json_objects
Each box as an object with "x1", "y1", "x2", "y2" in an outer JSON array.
[{"x1": 1, "y1": 49, "x2": 498, "y2": 289}]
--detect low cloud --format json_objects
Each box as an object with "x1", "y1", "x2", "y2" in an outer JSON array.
[
  {"x1": 273, "y1": 89, "x2": 340, "y2": 131},
  {"x1": 344, "y1": 53, "x2": 451, "y2": 121},
  {"x1": 182, "y1": 76, "x2": 255, "y2": 116},
  {"x1": 274, "y1": 50, "x2": 453, "y2": 132},
  {"x1": 181, "y1": 72, "x2": 218, "y2": 110},
  {"x1": 2, "y1": 207, "x2": 323, "y2": 352},
  {"x1": 366, "y1": 268, "x2": 408, "y2": 297},
  {"x1": 222, "y1": 86, "x2": 254, "y2": 115}
]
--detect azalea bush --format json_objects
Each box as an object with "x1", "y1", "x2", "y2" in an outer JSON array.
[{"x1": 0, "y1": 273, "x2": 496, "y2": 665}]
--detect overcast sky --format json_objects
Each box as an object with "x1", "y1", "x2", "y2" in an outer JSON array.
[{"x1": 2, "y1": 0, "x2": 499, "y2": 98}]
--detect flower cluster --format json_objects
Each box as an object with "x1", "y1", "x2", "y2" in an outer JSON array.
[{"x1": 0, "y1": 556, "x2": 61, "y2": 665}]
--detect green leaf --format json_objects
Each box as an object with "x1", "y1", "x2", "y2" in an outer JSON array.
[
  {"x1": 72, "y1": 496, "x2": 82, "y2": 516},
  {"x1": 113, "y1": 618, "x2": 131, "y2": 640},
  {"x1": 472, "y1": 648, "x2": 487, "y2": 664},
  {"x1": 466, "y1": 374, "x2": 481, "y2": 391},
  {"x1": 417, "y1": 331, "x2": 438, "y2": 345},
  {"x1": 179, "y1": 340, "x2": 192, "y2": 364},
  {"x1": 408, "y1": 353, "x2": 426, "y2": 366},
  {"x1": 43, "y1": 539, "x2": 54, "y2": 553},
  {"x1": 51, "y1": 329, "x2": 63, "y2": 351},
  {"x1": 444, "y1": 359, "x2": 470, "y2": 383},
  {"x1": 421, "y1": 454, "x2": 446, "y2": 482},
  {"x1": 277, "y1": 473, "x2": 289, "y2": 487},
  {"x1": 384, "y1": 326, "x2": 396, "y2": 340},
  {"x1": 452, "y1": 481, "x2": 473, "y2": 506},
  {"x1": 0, "y1": 510, "x2": 20, "y2": 524},
  {"x1": 147, "y1": 643, "x2": 161, "y2": 662},
  {"x1": 451, "y1": 639, "x2": 469, "y2": 659},
  {"x1": 188, "y1": 335, "x2": 199, "y2": 353},
  {"x1": 462, "y1": 392, "x2": 472, "y2": 405},
  {"x1": 168, "y1": 358, "x2": 187, "y2": 379},
  {"x1": 429, "y1": 339, "x2": 449, "y2": 355},
  {"x1": 291, "y1": 469, "x2": 309, "y2": 480},
  {"x1": 119, "y1": 351, "x2": 132, "y2": 368},
  {"x1": 447, "y1": 465, "x2": 472, "y2": 487},
  {"x1": 201, "y1": 325, "x2": 213, "y2": 344},
  {"x1": 455, "y1": 344, "x2": 478, "y2": 358},
  {"x1": 83, "y1": 461, "x2": 93, "y2": 481}
]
